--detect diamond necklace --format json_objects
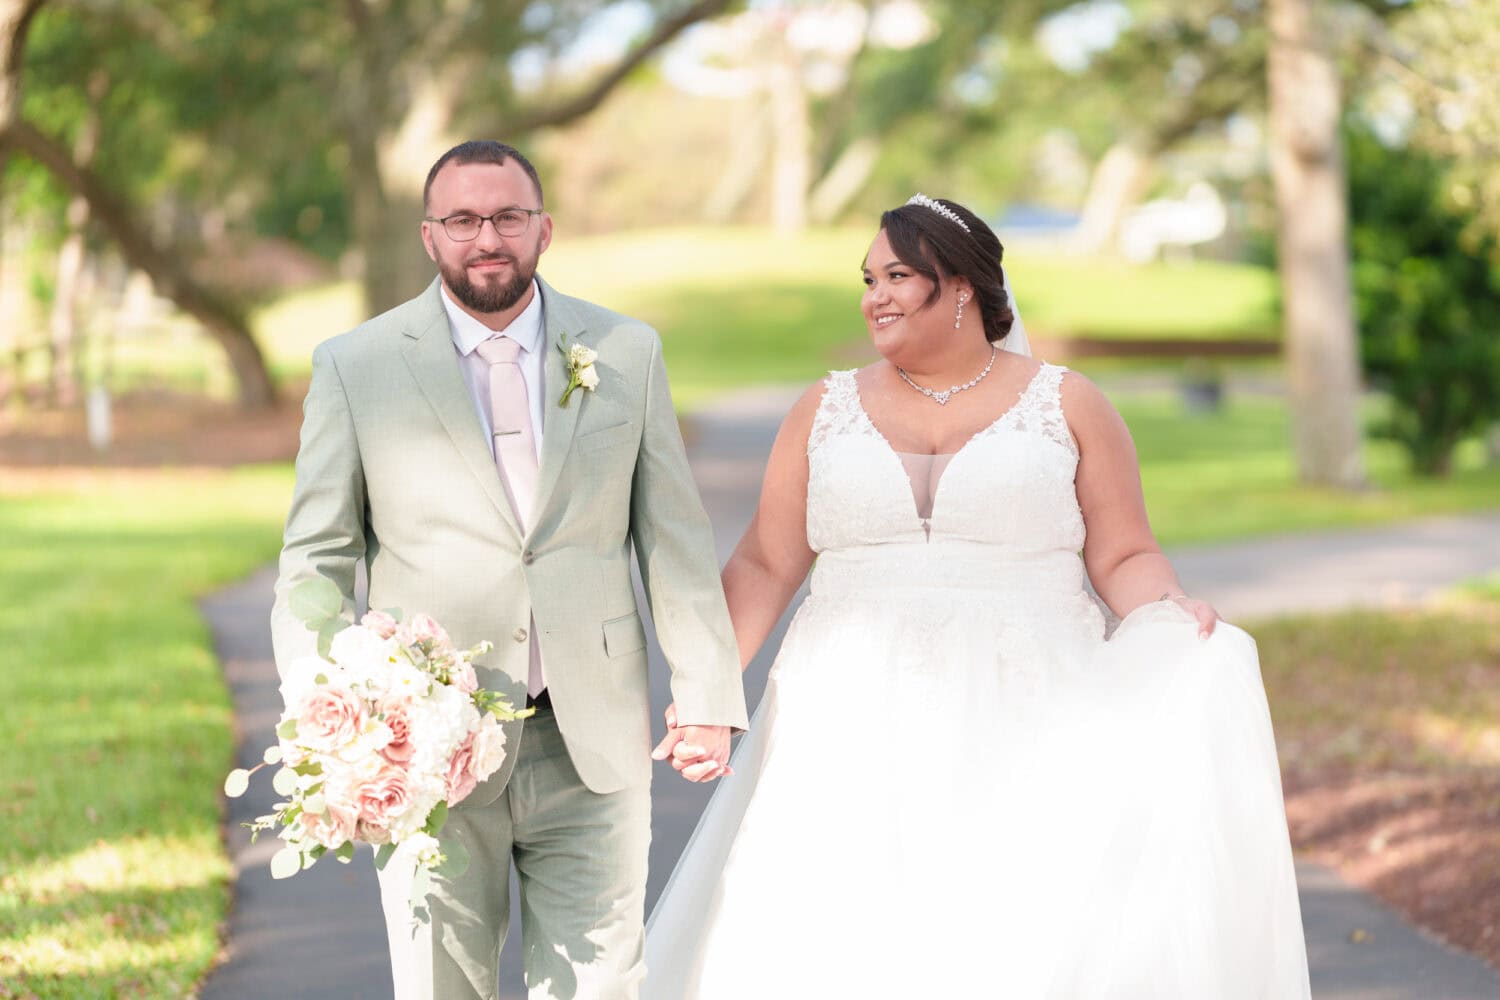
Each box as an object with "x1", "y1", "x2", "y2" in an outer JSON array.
[{"x1": 896, "y1": 345, "x2": 997, "y2": 406}]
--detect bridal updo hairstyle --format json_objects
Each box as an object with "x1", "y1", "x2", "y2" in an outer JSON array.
[{"x1": 879, "y1": 198, "x2": 1015, "y2": 345}]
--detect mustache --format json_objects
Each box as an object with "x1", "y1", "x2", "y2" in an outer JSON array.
[{"x1": 466, "y1": 252, "x2": 515, "y2": 265}]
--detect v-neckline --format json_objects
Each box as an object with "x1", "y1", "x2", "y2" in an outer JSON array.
[{"x1": 849, "y1": 363, "x2": 1050, "y2": 540}]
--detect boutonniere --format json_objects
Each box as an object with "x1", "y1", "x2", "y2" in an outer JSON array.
[{"x1": 558, "y1": 336, "x2": 599, "y2": 407}]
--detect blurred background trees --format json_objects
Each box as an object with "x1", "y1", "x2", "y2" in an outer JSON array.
[{"x1": 2, "y1": 0, "x2": 1497, "y2": 479}]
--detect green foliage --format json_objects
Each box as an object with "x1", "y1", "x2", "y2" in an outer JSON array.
[
  {"x1": 1348, "y1": 127, "x2": 1500, "y2": 476},
  {"x1": 0, "y1": 466, "x2": 292, "y2": 997}
]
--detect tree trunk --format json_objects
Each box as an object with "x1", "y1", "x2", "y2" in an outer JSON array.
[
  {"x1": 704, "y1": 101, "x2": 771, "y2": 224},
  {"x1": 767, "y1": 34, "x2": 809, "y2": 232},
  {"x1": 808, "y1": 135, "x2": 880, "y2": 225},
  {"x1": 1071, "y1": 141, "x2": 1154, "y2": 256},
  {"x1": 1, "y1": 120, "x2": 277, "y2": 408},
  {"x1": 48, "y1": 70, "x2": 105, "y2": 408},
  {"x1": 1266, "y1": 0, "x2": 1365, "y2": 488}
]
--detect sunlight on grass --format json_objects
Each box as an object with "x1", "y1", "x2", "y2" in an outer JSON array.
[
  {"x1": 1256, "y1": 601, "x2": 1500, "y2": 773},
  {"x1": 0, "y1": 467, "x2": 294, "y2": 998},
  {"x1": 1121, "y1": 393, "x2": 1500, "y2": 545}
]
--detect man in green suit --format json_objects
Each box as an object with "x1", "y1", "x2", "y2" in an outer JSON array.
[{"x1": 270, "y1": 140, "x2": 748, "y2": 999}]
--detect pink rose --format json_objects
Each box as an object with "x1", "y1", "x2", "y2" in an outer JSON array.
[
  {"x1": 295, "y1": 687, "x2": 365, "y2": 752},
  {"x1": 408, "y1": 613, "x2": 451, "y2": 649},
  {"x1": 446, "y1": 734, "x2": 479, "y2": 805},
  {"x1": 360, "y1": 610, "x2": 399, "y2": 638},
  {"x1": 452, "y1": 661, "x2": 479, "y2": 695},
  {"x1": 377, "y1": 697, "x2": 417, "y2": 764},
  {"x1": 302, "y1": 800, "x2": 357, "y2": 850},
  {"x1": 355, "y1": 819, "x2": 392, "y2": 845},
  {"x1": 355, "y1": 764, "x2": 413, "y2": 829}
]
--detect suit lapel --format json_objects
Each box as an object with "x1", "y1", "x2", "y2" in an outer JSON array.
[
  {"x1": 400, "y1": 280, "x2": 523, "y2": 540},
  {"x1": 533, "y1": 277, "x2": 587, "y2": 527}
]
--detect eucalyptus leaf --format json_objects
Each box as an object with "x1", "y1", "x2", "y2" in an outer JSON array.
[
  {"x1": 316, "y1": 617, "x2": 347, "y2": 660},
  {"x1": 277, "y1": 718, "x2": 298, "y2": 740},
  {"x1": 289, "y1": 577, "x2": 344, "y2": 628},
  {"x1": 262, "y1": 745, "x2": 282, "y2": 765},
  {"x1": 336, "y1": 842, "x2": 356, "y2": 864},
  {"x1": 423, "y1": 801, "x2": 448, "y2": 836},
  {"x1": 270, "y1": 847, "x2": 302, "y2": 880},
  {"x1": 271, "y1": 767, "x2": 298, "y2": 797},
  {"x1": 435, "y1": 838, "x2": 470, "y2": 879},
  {"x1": 374, "y1": 843, "x2": 397, "y2": 871},
  {"x1": 223, "y1": 769, "x2": 251, "y2": 798}
]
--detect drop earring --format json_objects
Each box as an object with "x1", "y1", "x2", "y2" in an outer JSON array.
[{"x1": 954, "y1": 293, "x2": 969, "y2": 329}]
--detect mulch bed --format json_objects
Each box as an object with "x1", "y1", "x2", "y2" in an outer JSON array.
[
  {"x1": 1285, "y1": 768, "x2": 1500, "y2": 967},
  {"x1": 0, "y1": 385, "x2": 306, "y2": 471}
]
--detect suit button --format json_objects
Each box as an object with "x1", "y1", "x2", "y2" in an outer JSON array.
[
  {"x1": 522, "y1": 550, "x2": 535, "y2": 565},
  {"x1": 513, "y1": 627, "x2": 529, "y2": 643}
]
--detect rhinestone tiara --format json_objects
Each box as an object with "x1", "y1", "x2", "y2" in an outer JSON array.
[{"x1": 906, "y1": 193, "x2": 970, "y2": 233}]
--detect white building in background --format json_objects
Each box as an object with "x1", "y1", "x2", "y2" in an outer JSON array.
[{"x1": 1117, "y1": 181, "x2": 1228, "y2": 262}]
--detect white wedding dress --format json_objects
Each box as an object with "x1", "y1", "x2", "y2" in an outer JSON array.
[{"x1": 644, "y1": 363, "x2": 1310, "y2": 999}]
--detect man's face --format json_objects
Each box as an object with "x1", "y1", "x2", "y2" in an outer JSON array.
[{"x1": 422, "y1": 159, "x2": 552, "y2": 316}]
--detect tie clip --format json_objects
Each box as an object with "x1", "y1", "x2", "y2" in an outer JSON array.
[{"x1": 494, "y1": 428, "x2": 523, "y2": 437}]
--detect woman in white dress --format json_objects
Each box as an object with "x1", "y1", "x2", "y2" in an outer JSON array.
[{"x1": 645, "y1": 195, "x2": 1310, "y2": 999}]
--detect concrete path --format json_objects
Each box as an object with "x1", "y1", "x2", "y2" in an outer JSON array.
[{"x1": 201, "y1": 384, "x2": 1500, "y2": 999}]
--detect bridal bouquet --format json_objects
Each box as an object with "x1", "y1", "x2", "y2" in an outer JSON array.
[{"x1": 224, "y1": 578, "x2": 529, "y2": 896}]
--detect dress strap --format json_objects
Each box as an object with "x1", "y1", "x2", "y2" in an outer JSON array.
[
  {"x1": 1008, "y1": 363, "x2": 1078, "y2": 457},
  {"x1": 807, "y1": 370, "x2": 866, "y2": 455}
]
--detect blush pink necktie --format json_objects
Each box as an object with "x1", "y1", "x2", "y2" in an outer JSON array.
[{"x1": 474, "y1": 335, "x2": 545, "y2": 697}]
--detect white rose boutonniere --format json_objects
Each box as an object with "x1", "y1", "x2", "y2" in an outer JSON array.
[{"x1": 558, "y1": 336, "x2": 599, "y2": 407}]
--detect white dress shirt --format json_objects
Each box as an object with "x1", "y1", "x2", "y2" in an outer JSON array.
[{"x1": 442, "y1": 281, "x2": 546, "y2": 461}]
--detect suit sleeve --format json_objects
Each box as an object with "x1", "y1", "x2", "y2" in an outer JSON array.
[
  {"x1": 630, "y1": 334, "x2": 751, "y2": 732},
  {"x1": 270, "y1": 342, "x2": 368, "y2": 678}
]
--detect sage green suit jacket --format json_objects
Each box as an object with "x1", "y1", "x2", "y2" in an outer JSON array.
[{"x1": 270, "y1": 277, "x2": 749, "y2": 799}]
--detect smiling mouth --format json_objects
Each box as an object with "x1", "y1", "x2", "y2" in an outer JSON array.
[
  {"x1": 468, "y1": 257, "x2": 512, "y2": 269},
  {"x1": 874, "y1": 314, "x2": 902, "y2": 327}
]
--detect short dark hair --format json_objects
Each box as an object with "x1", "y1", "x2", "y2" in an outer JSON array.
[
  {"x1": 878, "y1": 198, "x2": 1014, "y2": 345},
  {"x1": 423, "y1": 141, "x2": 544, "y2": 210}
]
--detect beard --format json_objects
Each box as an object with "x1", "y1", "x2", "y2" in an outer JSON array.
[{"x1": 440, "y1": 248, "x2": 537, "y2": 314}]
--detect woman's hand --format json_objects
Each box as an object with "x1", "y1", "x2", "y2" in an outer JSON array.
[
  {"x1": 1164, "y1": 594, "x2": 1221, "y2": 639},
  {"x1": 652, "y1": 702, "x2": 735, "y2": 781}
]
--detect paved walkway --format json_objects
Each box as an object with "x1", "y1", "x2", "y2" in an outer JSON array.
[{"x1": 202, "y1": 385, "x2": 1500, "y2": 999}]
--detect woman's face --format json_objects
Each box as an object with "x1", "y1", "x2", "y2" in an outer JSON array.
[{"x1": 861, "y1": 229, "x2": 953, "y2": 363}]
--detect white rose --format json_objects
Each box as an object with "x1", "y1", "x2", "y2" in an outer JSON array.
[
  {"x1": 278, "y1": 655, "x2": 330, "y2": 709},
  {"x1": 329, "y1": 627, "x2": 401, "y2": 688},
  {"x1": 394, "y1": 831, "x2": 444, "y2": 869},
  {"x1": 578, "y1": 364, "x2": 600, "y2": 390},
  {"x1": 385, "y1": 662, "x2": 432, "y2": 701},
  {"x1": 470, "y1": 720, "x2": 510, "y2": 781},
  {"x1": 570, "y1": 345, "x2": 598, "y2": 367}
]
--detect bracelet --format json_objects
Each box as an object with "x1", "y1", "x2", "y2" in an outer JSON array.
[{"x1": 1159, "y1": 592, "x2": 1187, "y2": 603}]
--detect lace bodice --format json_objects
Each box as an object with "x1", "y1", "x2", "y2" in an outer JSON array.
[{"x1": 806, "y1": 363, "x2": 1082, "y2": 555}]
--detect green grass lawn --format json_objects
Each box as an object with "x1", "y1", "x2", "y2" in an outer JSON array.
[
  {"x1": 1118, "y1": 392, "x2": 1500, "y2": 545},
  {"x1": 83, "y1": 226, "x2": 1279, "y2": 405},
  {"x1": 0, "y1": 467, "x2": 293, "y2": 998}
]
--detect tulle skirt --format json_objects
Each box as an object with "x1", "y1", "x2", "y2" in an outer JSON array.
[{"x1": 644, "y1": 588, "x2": 1311, "y2": 999}]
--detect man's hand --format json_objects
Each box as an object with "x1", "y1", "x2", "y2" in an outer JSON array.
[{"x1": 651, "y1": 703, "x2": 733, "y2": 782}]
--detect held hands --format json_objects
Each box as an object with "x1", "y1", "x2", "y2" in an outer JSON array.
[
  {"x1": 651, "y1": 704, "x2": 734, "y2": 783},
  {"x1": 1162, "y1": 593, "x2": 1221, "y2": 639}
]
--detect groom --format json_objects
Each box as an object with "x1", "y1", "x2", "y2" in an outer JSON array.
[{"x1": 270, "y1": 140, "x2": 749, "y2": 999}]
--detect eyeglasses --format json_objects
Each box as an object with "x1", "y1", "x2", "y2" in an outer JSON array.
[{"x1": 424, "y1": 208, "x2": 544, "y2": 241}]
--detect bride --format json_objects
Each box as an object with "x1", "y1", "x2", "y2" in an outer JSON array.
[{"x1": 644, "y1": 195, "x2": 1310, "y2": 998}]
